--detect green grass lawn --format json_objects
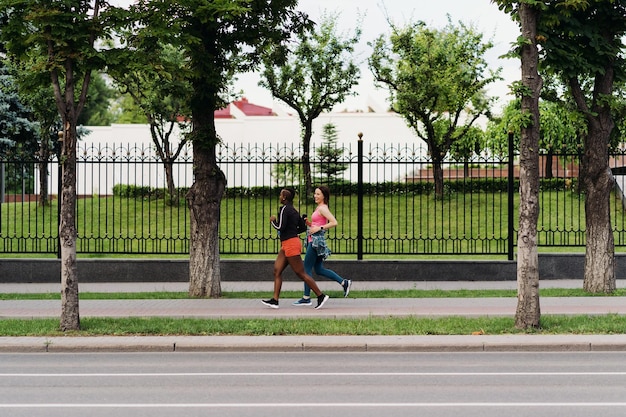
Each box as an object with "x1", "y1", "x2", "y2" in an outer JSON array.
[
  {"x1": 3, "y1": 189, "x2": 624, "y2": 256},
  {"x1": 0, "y1": 314, "x2": 626, "y2": 337},
  {"x1": 1, "y1": 315, "x2": 625, "y2": 337}
]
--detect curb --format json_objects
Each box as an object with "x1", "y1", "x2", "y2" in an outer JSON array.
[{"x1": 3, "y1": 335, "x2": 626, "y2": 353}]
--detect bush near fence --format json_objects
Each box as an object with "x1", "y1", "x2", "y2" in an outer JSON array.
[{"x1": 116, "y1": 177, "x2": 579, "y2": 200}]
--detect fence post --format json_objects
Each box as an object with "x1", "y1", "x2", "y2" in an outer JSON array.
[
  {"x1": 357, "y1": 132, "x2": 363, "y2": 260},
  {"x1": 0, "y1": 162, "x2": 4, "y2": 204},
  {"x1": 507, "y1": 131, "x2": 515, "y2": 260},
  {"x1": 57, "y1": 131, "x2": 63, "y2": 259}
]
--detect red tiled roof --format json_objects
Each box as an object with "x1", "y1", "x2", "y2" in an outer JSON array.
[
  {"x1": 215, "y1": 97, "x2": 274, "y2": 118},
  {"x1": 233, "y1": 97, "x2": 274, "y2": 116},
  {"x1": 178, "y1": 98, "x2": 275, "y2": 120},
  {"x1": 214, "y1": 107, "x2": 233, "y2": 119}
]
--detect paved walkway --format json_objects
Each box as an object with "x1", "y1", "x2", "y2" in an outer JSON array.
[{"x1": 2, "y1": 280, "x2": 626, "y2": 353}]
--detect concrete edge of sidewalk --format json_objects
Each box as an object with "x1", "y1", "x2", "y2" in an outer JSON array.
[{"x1": 2, "y1": 335, "x2": 626, "y2": 353}]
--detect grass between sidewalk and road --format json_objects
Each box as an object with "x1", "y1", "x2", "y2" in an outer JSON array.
[{"x1": 2, "y1": 288, "x2": 626, "y2": 337}]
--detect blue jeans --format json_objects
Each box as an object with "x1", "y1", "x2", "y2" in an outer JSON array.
[{"x1": 302, "y1": 241, "x2": 343, "y2": 297}]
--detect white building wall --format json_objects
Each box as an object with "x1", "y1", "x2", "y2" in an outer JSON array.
[{"x1": 43, "y1": 107, "x2": 423, "y2": 195}]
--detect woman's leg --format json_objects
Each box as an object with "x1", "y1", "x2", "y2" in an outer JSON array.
[
  {"x1": 272, "y1": 250, "x2": 288, "y2": 300},
  {"x1": 313, "y1": 257, "x2": 344, "y2": 285},
  {"x1": 301, "y1": 243, "x2": 316, "y2": 298},
  {"x1": 287, "y1": 255, "x2": 322, "y2": 297}
]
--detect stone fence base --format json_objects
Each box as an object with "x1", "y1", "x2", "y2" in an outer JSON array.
[{"x1": 1, "y1": 254, "x2": 623, "y2": 284}]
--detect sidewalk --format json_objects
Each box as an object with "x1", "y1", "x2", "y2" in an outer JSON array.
[
  {"x1": 2, "y1": 280, "x2": 626, "y2": 353},
  {"x1": 0, "y1": 278, "x2": 612, "y2": 293}
]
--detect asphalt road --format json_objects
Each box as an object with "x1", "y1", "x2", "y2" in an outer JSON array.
[{"x1": 2, "y1": 351, "x2": 626, "y2": 417}]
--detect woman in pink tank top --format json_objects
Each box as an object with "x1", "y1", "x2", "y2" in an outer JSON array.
[{"x1": 292, "y1": 186, "x2": 352, "y2": 306}]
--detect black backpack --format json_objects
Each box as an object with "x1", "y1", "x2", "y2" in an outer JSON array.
[{"x1": 296, "y1": 214, "x2": 308, "y2": 235}]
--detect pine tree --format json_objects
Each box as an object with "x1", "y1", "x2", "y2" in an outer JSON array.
[{"x1": 315, "y1": 122, "x2": 347, "y2": 184}]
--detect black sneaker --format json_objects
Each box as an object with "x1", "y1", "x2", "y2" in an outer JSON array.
[
  {"x1": 315, "y1": 294, "x2": 329, "y2": 309},
  {"x1": 342, "y1": 279, "x2": 352, "y2": 297},
  {"x1": 261, "y1": 298, "x2": 279, "y2": 309}
]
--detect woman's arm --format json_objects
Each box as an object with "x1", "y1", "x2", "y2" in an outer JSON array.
[{"x1": 270, "y1": 206, "x2": 284, "y2": 231}]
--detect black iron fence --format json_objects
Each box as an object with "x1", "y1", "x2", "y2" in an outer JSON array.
[{"x1": 3, "y1": 137, "x2": 626, "y2": 259}]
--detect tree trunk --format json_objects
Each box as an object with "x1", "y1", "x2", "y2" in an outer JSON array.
[
  {"x1": 164, "y1": 160, "x2": 177, "y2": 203},
  {"x1": 38, "y1": 138, "x2": 51, "y2": 206},
  {"x1": 432, "y1": 158, "x2": 444, "y2": 199},
  {"x1": 545, "y1": 149, "x2": 554, "y2": 179},
  {"x1": 428, "y1": 140, "x2": 446, "y2": 199},
  {"x1": 150, "y1": 122, "x2": 179, "y2": 204},
  {"x1": 187, "y1": 139, "x2": 226, "y2": 298},
  {"x1": 579, "y1": 94, "x2": 615, "y2": 293},
  {"x1": 38, "y1": 160, "x2": 49, "y2": 206},
  {"x1": 583, "y1": 178, "x2": 615, "y2": 293},
  {"x1": 59, "y1": 121, "x2": 80, "y2": 331},
  {"x1": 515, "y1": 3, "x2": 542, "y2": 330}
]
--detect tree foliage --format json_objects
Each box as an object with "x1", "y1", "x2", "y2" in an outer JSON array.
[
  {"x1": 0, "y1": 0, "x2": 123, "y2": 331},
  {"x1": 0, "y1": 63, "x2": 39, "y2": 157},
  {"x1": 369, "y1": 17, "x2": 501, "y2": 198},
  {"x1": 537, "y1": 0, "x2": 626, "y2": 293},
  {"x1": 487, "y1": 98, "x2": 586, "y2": 162},
  {"x1": 128, "y1": 0, "x2": 311, "y2": 297},
  {"x1": 0, "y1": 63, "x2": 40, "y2": 198},
  {"x1": 315, "y1": 122, "x2": 348, "y2": 184},
  {"x1": 108, "y1": 41, "x2": 192, "y2": 203},
  {"x1": 77, "y1": 72, "x2": 117, "y2": 126},
  {"x1": 493, "y1": 0, "x2": 543, "y2": 329},
  {"x1": 260, "y1": 12, "x2": 360, "y2": 196},
  {"x1": 494, "y1": 0, "x2": 626, "y2": 324}
]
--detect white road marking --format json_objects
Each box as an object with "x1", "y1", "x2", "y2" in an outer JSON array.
[
  {"x1": 2, "y1": 371, "x2": 626, "y2": 377},
  {"x1": 1, "y1": 403, "x2": 626, "y2": 408}
]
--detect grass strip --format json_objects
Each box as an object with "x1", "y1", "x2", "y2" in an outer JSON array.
[
  {"x1": 2, "y1": 288, "x2": 626, "y2": 300},
  {"x1": 1, "y1": 315, "x2": 625, "y2": 337}
]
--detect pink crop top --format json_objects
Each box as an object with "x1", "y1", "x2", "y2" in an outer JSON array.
[{"x1": 308, "y1": 209, "x2": 327, "y2": 242}]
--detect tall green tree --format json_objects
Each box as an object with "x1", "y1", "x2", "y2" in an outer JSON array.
[
  {"x1": 108, "y1": 43, "x2": 192, "y2": 203},
  {"x1": 486, "y1": 98, "x2": 586, "y2": 178},
  {"x1": 0, "y1": 0, "x2": 122, "y2": 331},
  {"x1": 449, "y1": 125, "x2": 484, "y2": 178},
  {"x1": 129, "y1": 0, "x2": 310, "y2": 297},
  {"x1": 260, "y1": 12, "x2": 361, "y2": 197},
  {"x1": 19, "y1": 82, "x2": 62, "y2": 206},
  {"x1": 315, "y1": 122, "x2": 348, "y2": 185},
  {"x1": 538, "y1": 100, "x2": 586, "y2": 179},
  {"x1": 539, "y1": 0, "x2": 626, "y2": 293},
  {"x1": 8, "y1": 55, "x2": 65, "y2": 205},
  {"x1": 494, "y1": 0, "x2": 543, "y2": 329},
  {"x1": 0, "y1": 63, "x2": 39, "y2": 157},
  {"x1": 512, "y1": 2, "x2": 543, "y2": 330},
  {"x1": 369, "y1": 17, "x2": 501, "y2": 199},
  {"x1": 0, "y1": 63, "x2": 40, "y2": 200}
]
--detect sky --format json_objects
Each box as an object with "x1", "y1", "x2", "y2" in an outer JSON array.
[
  {"x1": 111, "y1": 0, "x2": 522, "y2": 113},
  {"x1": 235, "y1": 0, "x2": 522, "y2": 113}
]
